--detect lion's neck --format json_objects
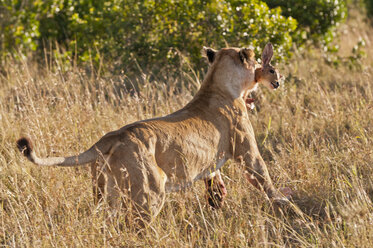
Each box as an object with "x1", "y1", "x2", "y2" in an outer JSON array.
[{"x1": 200, "y1": 74, "x2": 243, "y2": 100}]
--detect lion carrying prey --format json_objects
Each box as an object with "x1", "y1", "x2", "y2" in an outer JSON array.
[{"x1": 17, "y1": 43, "x2": 287, "y2": 224}]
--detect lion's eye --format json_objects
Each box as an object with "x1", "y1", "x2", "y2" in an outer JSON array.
[{"x1": 270, "y1": 69, "x2": 275, "y2": 74}]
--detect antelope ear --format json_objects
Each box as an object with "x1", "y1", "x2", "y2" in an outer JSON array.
[
  {"x1": 239, "y1": 48, "x2": 255, "y2": 63},
  {"x1": 261, "y1": 43, "x2": 273, "y2": 66},
  {"x1": 203, "y1": 46, "x2": 217, "y2": 64}
]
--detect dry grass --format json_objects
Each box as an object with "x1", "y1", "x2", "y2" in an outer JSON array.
[{"x1": 1, "y1": 15, "x2": 373, "y2": 247}]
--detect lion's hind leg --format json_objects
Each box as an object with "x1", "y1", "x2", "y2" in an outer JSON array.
[
  {"x1": 204, "y1": 170, "x2": 227, "y2": 209},
  {"x1": 91, "y1": 159, "x2": 106, "y2": 204},
  {"x1": 106, "y1": 143, "x2": 167, "y2": 225}
]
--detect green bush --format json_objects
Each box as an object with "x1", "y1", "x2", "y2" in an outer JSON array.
[
  {"x1": 1, "y1": 0, "x2": 298, "y2": 73},
  {"x1": 263, "y1": 0, "x2": 347, "y2": 48},
  {"x1": 0, "y1": 0, "x2": 350, "y2": 72},
  {"x1": 363, "y1": 0, "x2": 373, "y2": 17},
  {"x1": 0, "y1": 0, "x2": 40, "y2": 55}
]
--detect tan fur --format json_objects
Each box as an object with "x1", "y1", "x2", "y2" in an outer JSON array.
[{"x1": 17, "y1": 44, "x2": 286, "y2": 223}]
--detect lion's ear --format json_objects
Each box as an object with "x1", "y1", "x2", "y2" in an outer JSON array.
[
  {"x1": 239, "y1": 48, "x2": 255, "y2": 63},
  {"x1": 203, "y1": 47, "x2": 217, "y2": 64}
]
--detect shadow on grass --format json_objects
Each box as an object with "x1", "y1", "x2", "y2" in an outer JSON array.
[
  {"x1": 265, "y1": 190, "x2": 335, "y2": 246},
  {"x1": 289, "y1": 191, "x2": 330, "y2": 221}
]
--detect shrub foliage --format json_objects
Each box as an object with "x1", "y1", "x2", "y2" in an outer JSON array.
[
  {"x1": 0, "y1": 0, "x2": 346, "y2": 71},
  {"x1": 264, "y1": 0, "x2": 347, "y2": 48}
]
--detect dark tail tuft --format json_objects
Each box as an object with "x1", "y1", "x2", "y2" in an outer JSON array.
[{"x1": 16, "y1": 137, "x2": 33, "y2": 157}]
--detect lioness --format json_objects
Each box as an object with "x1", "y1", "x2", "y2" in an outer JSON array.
[
  {"x1": 17, "y1": 43, "x2": 286, "y2": 223},
  {"x1": 203, "y1": 43, "x2": 285, "y2": 208}
]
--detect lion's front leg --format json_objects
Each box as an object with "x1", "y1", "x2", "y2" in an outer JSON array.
[
  {"x1": 234, "y1": 121, "x2": 291, "y2": 203},
  {"x1": 240, "y1": 154, "x2": 279, "y2": 199},
  {"x1": 204, "y1": 170, "x2": 227, "y2": 209},
  {"x1": 238, "y1": 152, "x2": 293, "y2": 204}
]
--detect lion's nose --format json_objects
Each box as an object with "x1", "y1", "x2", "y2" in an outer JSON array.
[{"x1": 273, "y1": 82, "x2": 279, "y2": 88}]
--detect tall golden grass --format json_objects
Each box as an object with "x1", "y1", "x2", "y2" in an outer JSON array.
[{"x1": 1, "y1": 12, "x2": 372, "y2": 247}]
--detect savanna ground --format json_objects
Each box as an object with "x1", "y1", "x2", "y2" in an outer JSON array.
[{"x1": 1, "y1": 11, "x2": 373, "y2": 248}]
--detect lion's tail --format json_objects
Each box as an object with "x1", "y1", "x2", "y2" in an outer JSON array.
[{"x1": 16, "y1": 137, "x2": 111, "y2": 167}]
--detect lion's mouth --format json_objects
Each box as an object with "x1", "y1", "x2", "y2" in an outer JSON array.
[{"x1": 271, "y1": 81, "x2": 279, "y2": 89}]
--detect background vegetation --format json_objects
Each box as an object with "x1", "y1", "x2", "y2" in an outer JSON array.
[
  {"x1": 1, "y1": 0, "x2": 348, "y2": 73},
  {"x1": 0, "y1": 0, "x2": 373, "y2": 247}
]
